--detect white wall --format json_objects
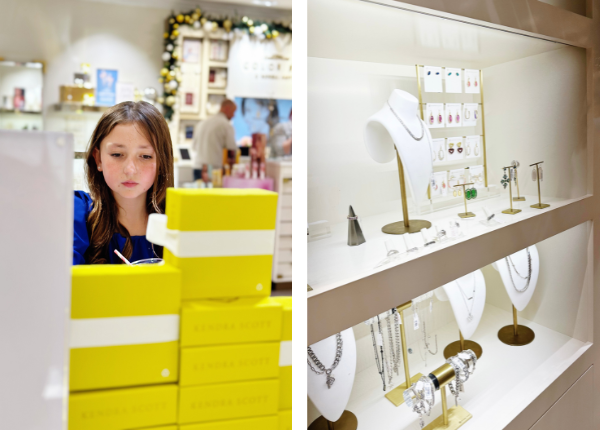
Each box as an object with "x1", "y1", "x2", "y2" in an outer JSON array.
[{"x1": 0, "y1": 0, "x2": 292, "y2": 116}]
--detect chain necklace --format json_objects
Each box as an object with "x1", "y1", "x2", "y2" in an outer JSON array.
[
  {"x1": 455, "y1": 274, "x2": 476, "y2": 323},
  {"x1": 387, "y1": 102, "x2": 425, "y2": 141},
  {"x1": 377, "y1": 315, "x2": 393, "y2": 385},
  {"x1": 505, "y1": 247, "x2": 532, "y2": 292},
  {"x1": 393, "y1": 309, "x2": 402, "y2": 374},
  {"x1": 307, "y1": 333, "x2": 343, "y2": 389},
  {"x1": 370, "y1": 321, "x2": 386, "y2": 391},
  {"x1": 386, "y1": 310, "x2": 399, "y2": 375}
]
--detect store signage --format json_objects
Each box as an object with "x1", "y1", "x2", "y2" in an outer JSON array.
[
  {"x1": 228, "y1": 34, "x2": 292, "y2": 99},
  {"x1": 96, "y1": 69, "x2": 118, "y2": 106}
]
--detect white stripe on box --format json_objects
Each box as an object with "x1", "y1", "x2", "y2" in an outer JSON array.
[
  {"x1": 70, "y1": 314, "x2": 180, "y2": 349},
  {"x1": 146, "y1": 213, "x2": 275, "y2": 258},
  {"x1": 280, "y1": 340, "x2": 292, "y2": 367}
]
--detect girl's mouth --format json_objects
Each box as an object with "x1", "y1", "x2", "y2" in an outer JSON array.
[{"x1": 122, "y1": 181, "x2": 139, "y2": 188}]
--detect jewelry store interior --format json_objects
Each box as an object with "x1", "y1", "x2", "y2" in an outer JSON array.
[
  {"x1": 308, "y1": 0, "x2": 595, "y2": 429},
  {"x1": 1, "y1": 0, "x2": 292, "y2": 429}
]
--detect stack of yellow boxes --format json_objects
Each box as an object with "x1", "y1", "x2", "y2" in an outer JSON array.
[{"x1": 68, "y1": 189, "x2": 292, "y2": 430}]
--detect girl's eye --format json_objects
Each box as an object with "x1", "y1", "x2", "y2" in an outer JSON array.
[
  {"x1": 111, "y1": 153, "x2": 121, "y2": 157},
  {"x1": 142, "y1": 155, "x2": 153, "y2": 160}
]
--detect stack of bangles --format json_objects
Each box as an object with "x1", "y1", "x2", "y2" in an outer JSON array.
[{"x1": 403, "y1": 349, "x2": 477, "y2": 429}]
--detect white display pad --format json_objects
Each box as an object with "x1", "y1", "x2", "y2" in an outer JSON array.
[
  {"x1": 308, "y1": 328, "x2": 357, "y2": 422},
  {"x1": 446, "y1": 136, "x2": 464, "y2": 161},
  {"x1": 423, "y1": 66, "x2": 443, "y2": 92},
  {"x1": 431, "y1": 171, "x2": 448, "y2": 198},
  {"x1": 364, "y1": 89, "x2": 433, "y2": 207},
  {"x1": 492, "y1": 245, "x2": 540, "y2": 311},
  {"x1": 464, "y1": 69, "x2": 481, "y2": 94},
  {"x1": 463, "y1": 103, "x2": 479, "y2": 127},
  {"x1": 439, "y1": 270, "x2": 486, "y2": 339},
  {"x1": 425, "y1": 103, "x2": 445, "y2": 128},
  {"x1": 445, "y1": 103, "x2": 463, "y2": 128},
  {"x1": 432, "y1": 138, "x2": 446, "y2": 164},
  {"x1": 0, "y1": 131, "x2": 72, "y2": 429},
  {"x1": 465, "y1": 135, "x2": 480, "y2": 159},
  {"x1": 445, "y1": 67, "x2": 462, "y2": 93}
]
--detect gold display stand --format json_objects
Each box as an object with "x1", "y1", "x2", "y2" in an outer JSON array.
[
  {"x1": 423, "y1": 363, "x2": 472, "y2": 430},
  {"x1": 308, "y1": 411, "x2": 358, "y2": 430},
  {"x1": 443, "y1": 330, "x2": 482, "y2": 359},
  {"x1": 382, "y1": 150, "x2": 432, "y2": 234},
  {"x1": 385, "y1": 301, "x2": 423, "y2": 406},
  {"x1": 454, "y1": 182, "x2": 476, "y2": 218},
  {"x1": 501, "y1": 165, "x2": 521, "y2": 215},
  {"x1": 530, "y1": 161, "x2": 550, "y2": 209},
  {"x1": 513, "y1": 163, "x2": 526, "y2": 201},
  {"x1": 498, "y1": 305, "x2": 535, "y2": 346}
]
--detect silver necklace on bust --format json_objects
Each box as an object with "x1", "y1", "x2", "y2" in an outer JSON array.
[
  {"x1": 387, "y1": 102, "x2": 425, "y2": 141},
  {"x1": 307, "y1": 333, "x2": 343, "y2": 389},
  {"x1": 455, "y1": 274, "x2": 476, "y2": 322},
  {"x1": 505, "y1": 248, "x2": 532, "y2": 292}
]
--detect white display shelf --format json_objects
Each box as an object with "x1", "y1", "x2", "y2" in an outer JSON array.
[
  {"x1": 343, "y1": 304, "x2": 591, "y2": 430},
  {"x1": 308, "y1": 193, "x2": 592, "y2": 344}
]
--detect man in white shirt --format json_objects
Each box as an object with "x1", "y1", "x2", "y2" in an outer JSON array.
[{"x1": 192, "y1": 99, "x2": 238, "y2": 182}]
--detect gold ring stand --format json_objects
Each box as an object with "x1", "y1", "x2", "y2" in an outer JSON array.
[
  {"x1": 382, "y1": 150, "x2": 432, "y2": 234},
  {"x1": 421, "y1": 363, "x2": 472, "y2": 430},
  {"x1": 385, "y1": 301, "x2": 423, "y2": 406},
  {"x1": 308, "y1": 411, "x2": 358, "y2": 430},
  {"x1": 454, "y1": 182, "x2": 476, "y2": 218},
  {"x1": 443, "y1": 330, "x2": 482, "y2": 359},
  {"x1": 498, "y1": 305, "x2": 535, "y2": 346},
  {"x1": 512, "y1": 164, "x2": 526, "y2": 201},
  {"x1": 501, "y1": 165, "x2": 521, "y2": 215},
  {"x1": 530, "y1": 161, "x2": 550, "y2": 209}
]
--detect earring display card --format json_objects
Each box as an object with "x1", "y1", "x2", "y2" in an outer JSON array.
[
  {"x1": 445, "y1": 67, "x2": 462, "y2": 93},
  {"x1": 426, "y1": 103, "x2": 445, "y2": 128},
  {"x1": 446, "y1": 137, "x2": 465, "y2": 161},
  {"x1": 465, "y1": 135, "x2": 481, "y2": 159},
  {"x1": 464, "y1": 69, "x2": 481, "y2": 94},
  {"x1": 432, "y1": 138, "x2": 446, "y2": 164},
  {"x1": 423, "y1": 66, "x2": 443, "y2": 92},
  {"x1": 469, "y1": 165, "x2": 485, "y2": 188},
  {"x1": 445, "y1": 103, "x2": 462, "y2": 128},
  {"x1": 463, "y1": 103, "x2": 479, "y2": 127},
  {"x1": 431, "y1": 171, "x2": 449, "y2": 197}
]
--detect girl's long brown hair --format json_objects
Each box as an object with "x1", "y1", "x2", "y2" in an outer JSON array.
[{"x1": 84, "y1": 101, "x2": 174, "y2": 264}]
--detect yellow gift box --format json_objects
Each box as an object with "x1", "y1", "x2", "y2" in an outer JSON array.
[
  {"x1": 68, "y1": 384, "x2": 178, "y2": 430},
  {"x1": 180, "y1": 415, "x2": 278, "y2": 430},
  {"x1": 180, "y1": 297, "x2": 282, "y2": 347},
  {"x1": 180, "y1": 342, "x2": 280, "y2": 386},
  {"x1": 70, "y1": 265, "x2": 181, "y2": 391},
  {"x1": 271, "y1": 296, "x2": 292, "y2": 341},
  {"x1": 178, "y1": 379, "x2": 279, "y2": 424},
  {"x1": 162, "y1": 189, "x2": 278, "y2": 300},
  {"x1": 139, "y1": 427, "x2": 178, "y2": 430},
  {"x1": 279, "y1": 365, "x2": 292, "y2": 410},
  {"x1": 279, "y1": 410, "x2": 292, "y2": 430}
]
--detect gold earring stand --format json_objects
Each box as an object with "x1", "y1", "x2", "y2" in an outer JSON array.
[
  {"x1": 454, "y1": 182, "x2": 476, "y2": 218},
  {"x1": 513, "y1": 165, "x2": 526, "y2": 201},
  {"x1": 443, "y1": 330, "x2": 483, "y2": 359},
  {"x1": 502, "y1": 165, "x2": 521, "y2": 215},
  {"x1": 498, "y1": 305, "x2": 535, "y2": 346},
  {"x1": 530, "y1": 161, "x2": 550, "y2": 209},
  {"x1": 385, "y1": 300, "x2": 423, "y2": 406},
  {"x1": 421, "y1": 363, "x2": 472, "y2": 430},
  {"x1": 308, "y1": 411, "x2": 358, "y2": 430},
  {"x1": 382, "y1": 150, "x2": 432, "y2": 234}
]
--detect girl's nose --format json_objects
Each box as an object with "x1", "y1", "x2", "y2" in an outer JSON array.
[{"x1": 124, "y1": 157, "x2": 138, "y2": 175}]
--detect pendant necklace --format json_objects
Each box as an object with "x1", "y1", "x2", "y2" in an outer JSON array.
[
  {"x1": 455, "y1": 274, "x2": 476, "y2": 323},
  {"x1": 505, "y1": 247, "x2": 532, "y2": 292},
  {"x1": 307, "y1": 333, "x2": 343, "y2": 389},
  {"x1": 369, "y1": 319, "x2": 386, "y2": 391},
  {"x1": 386, "y1": 310, "x2": 399, "y2": 375},
  {"x1": 377, "y1": 315, "x2": 393, "y2": 385}
]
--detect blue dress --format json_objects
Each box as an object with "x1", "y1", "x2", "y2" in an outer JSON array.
[{"x1": 73, "y1": 191, "x2": 161, "y2": 265}]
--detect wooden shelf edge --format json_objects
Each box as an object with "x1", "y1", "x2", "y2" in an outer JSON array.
[{"x1": 307, "y1": 195, "x2": 594, "y2": 345}]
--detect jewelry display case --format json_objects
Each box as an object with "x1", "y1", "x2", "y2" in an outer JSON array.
[{"x1": 307, "y1": 0, "x2": 598, "y2": 429}]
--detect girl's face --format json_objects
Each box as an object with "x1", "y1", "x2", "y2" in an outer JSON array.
[{"x1": 93, "y1": 123, "x2": 157, "y2": 202}]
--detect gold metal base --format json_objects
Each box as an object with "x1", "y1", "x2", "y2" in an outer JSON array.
[
  {"x1": 423, "y1": 405, "x2": 472, "y2": 430},
  {"x1": 513, "y1": 196, "x2": 526, "y2": 201},
  {"x1": 384, "y1": 373, "x2": 423, "y2": 406},
  {"x1": 443, "y1": 340, "x2": 483, "y2": 359},
  {"x1": 531, "y1": 203, "x2": 550, "y2": 209},
  {"x1": 382, "y1": 219, "x2": 432, "y2": 234},
  {"x1": 501, "y1": 208, "x2": 522, "y2": 215},
  {"x1": 498, "y1": 325, "x2": 535, "y2": 346},
  {"x1": 458, "y1": 212, "x2": 476, "y2": 218},
  {"x1": 308, "y1": 411, "x2": 358, "y2": 430}
]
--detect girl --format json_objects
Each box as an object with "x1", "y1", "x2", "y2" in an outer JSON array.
[{"x1": 73, "y1": 101, "x2": 174, "y2": 265}]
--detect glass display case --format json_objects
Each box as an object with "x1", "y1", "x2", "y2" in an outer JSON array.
[
  {"x1": 0, "y1": 61, "x2": 44, "y2": 131},
  {"x1": 307, "y1": 1, "x2": 597, "y2": 429}
]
